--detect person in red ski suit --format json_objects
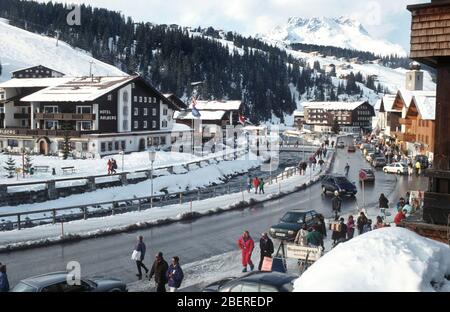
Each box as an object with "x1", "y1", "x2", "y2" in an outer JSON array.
[
  {"x1": 237, "y1": 231, "x2": 254, "y2": 272},
  {"x1": 253, "y1": 178, "x2": 260, "y2": 194}
]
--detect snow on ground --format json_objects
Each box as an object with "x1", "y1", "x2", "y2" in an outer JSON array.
[
  {"x1": 0, "y1": 151, "x2": 334, "y2": 249},
  {"x1": 0, "y1": 151, "x2": 260, "y2": 216},
  {"x1": 294, "y1": 227, "x2": 450, "y2": 292},
  {"x1": 0, "y1": 150, "x2": 235, "y2": 184},
  {"x1": 0, "y1": 19, "x2": 124, "y2": 82}
]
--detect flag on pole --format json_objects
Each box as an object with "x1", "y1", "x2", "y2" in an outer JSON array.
[{"x1": 191, "y1": 97, "x2": 201, "y2": 118}]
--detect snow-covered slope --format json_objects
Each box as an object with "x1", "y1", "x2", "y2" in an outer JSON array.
[
  {"x1": 260, "y1": 16, "x2": 407, "y2": 57},
  {"x1": 0, "y1": 18, "x2": 125, "y2": 82}
]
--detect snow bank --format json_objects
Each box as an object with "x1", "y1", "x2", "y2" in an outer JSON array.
[{"x1": 294, "y1": 227, "x2": 450, "y2": 292}]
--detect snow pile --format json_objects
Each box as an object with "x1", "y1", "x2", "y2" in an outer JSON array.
[
  {"x1": 0, "y1": 18, "x2": 124, "y2": 82},
  {"x1": 261, "y1": 16, "x2": 406, "y2": 57},
  {"x1": 294, "y1": 227, "x2": 450, "y2": 292}
]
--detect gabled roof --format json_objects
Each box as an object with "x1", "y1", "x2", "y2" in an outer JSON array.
[
  {"x1": 407, "y1": 95, "x2": 436, "y2": 120},
  {"x1": 381, "y1": 95, "x2": 396, "y2": 112},
  {"x1": 190, "y1": 100, "x2": 242, "y2": 111},
  {"x1": 392, "y1": 89, "x2": 435, "y2": 111},
  {"x1": 21, "y1": 76, "x2": 136, "y2": 102},
  {"x1": 11, "y1": 65, "x2": 65, "y2": 76},
  {"x1": 163, "y1": 93, "x2": 187, "y2": 110},
  {"x1": 302, "y1": 101, "x2": 367, "y2": 111}
]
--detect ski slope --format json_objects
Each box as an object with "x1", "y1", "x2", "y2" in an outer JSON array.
[{"x1": 0, "y1": 18, "x2": 125, "y2": 82}]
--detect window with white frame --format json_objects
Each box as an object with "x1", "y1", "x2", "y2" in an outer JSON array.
[
  {"x1": 45, "y1": 120, "x2": 58, "y2": 130},
  {"x1": 144, "y1": 97, "x2": 147, "y2": 103},
  {"x1": 134, "y1": 121, "x2": 139, "y2": 129},
  {"x1": 107, "y1": 94, "x2": 113, "y2": 101},
  {"x1": 123, "y1": 91, "x2": 129, "y2": 103},
  {"x1": 123, "y1": 120, "x2": 129, "y2": 130},
  {"x1": 152, "y1": 108, "x2": 157, "y2": 116},
  {"x1": 76, "y1": 106, "x2": 92, "y2": 114},
  {"x1": 134, "y1": 96, "x2": 138, "y2": 102},
  {"x1": 153, "y1": 97, "x2": 156, "y2": 103},
  {"x1": 123, "y1": 105, "x2": 128, "y2": 116},
  {"x1": 162, "y1": 120, "x2": 168, "y2": 128},
  {"x1": 76, "y1": 121, "x2": 92, "y2": 131},
  {"x1": 44, "y1": 106, "x2": 59, "y2": 113},
  {"x1": 134, "y1": 107, "x2": 139, "y2": 116},
  {"x1": 163, "y1": 108, "x2": 168, "y2": 116},
  {"x1": 143, "y1": 121, "x2": 148, "y2": 128},
  {"x1": 139, "y1": 96, "x2": 143, "y2": 103},
  {"x1": 143, "y1": 108, "x2": 148, "y2": 116},
  {"x1": 152, "y1": 120, "x2": 156, "y2": 128}
]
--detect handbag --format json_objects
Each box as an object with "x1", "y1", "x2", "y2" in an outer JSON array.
[{"x1": 131, "y1": 250, "x2": 141, "y2": 261}]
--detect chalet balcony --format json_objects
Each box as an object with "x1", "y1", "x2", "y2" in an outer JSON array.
[
  {"x1": 392, "y1": 131, "x2": 416, "y2": 142},
  {"x1": 399, "y1": 118, "x2": 412, "y2": 126},
  {"x1": 35, "y1": 113, "x2": 96, "y2": 121},
  {"x1": 0, "y1": 128, "x2": 97, "y2": 138},
  {"x1": 14, "y1": 113, "x2": 30, "y2": 119}
]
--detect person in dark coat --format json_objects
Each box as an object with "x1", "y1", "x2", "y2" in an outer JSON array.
[
  {"x1": 134, "y1": 235, "x2": 149, "y2": 280},
  {"x1": 0, "y1": 264, "x2": 9, "y2": 292},
  {"x1": 317, "y1": 214, "x2": 327, "y2": 238},
  {"x1": 149, "y1": 252, "x2": 169, "y2": 292},
  {"x1": 338, "y1": 217, "x2": 348, "y2": 241},
  {"x1": 331, "y1": 191, "x2": 342, "y2": 215},
  {"x1": 166, "y1": 256, "x2": 184, "y2": 292},
  {"x1": 379, "y1": 193, "x2": 389, "y2": 209},
  {"x1": 306, "y1": 225, "x2": 324, "y2": 249},
  {"x1": 258, "y1": 233, "x2": 274, "y2": 271},
  {"x1": 357, "y1": 212, "x2": 368, "y2": 235}
]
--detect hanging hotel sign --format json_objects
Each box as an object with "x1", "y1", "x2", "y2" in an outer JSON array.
[{"x1": 99, "y1": 109, "x2": 117, "y2": 121}]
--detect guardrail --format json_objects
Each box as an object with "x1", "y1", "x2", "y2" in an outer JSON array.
[
  {"x1": 0, "y1": 148, "x2": 249, "y2": 206},
  {"x1": 0, "y1": 166, "x2": 303, "y2": 232}
]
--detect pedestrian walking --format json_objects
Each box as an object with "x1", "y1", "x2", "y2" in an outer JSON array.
[
  {"x1": 331, "y1": 141, "x2": 335, "y2": 148},
  {"x1": 344, "y1": 163, "x2": 350, "y2": 176},
  {"x1": 258, "y1": 233, "x2": 274, "y2": 271},
  {"x1": 306, "y1": 225, "x2": 324, "y2": 249},
  {"x1": 294, "y1": 223, "x2": 308, "y2": 246},
  {"x1": 331, "y1": 216, "x2": 341, "y2": 246},
  {"x1": 332, "y1": 191, "x2": 342, "y2": 217},
  {"x1": 247, "y1": 176, "x2": 252, "y2": 193},
  {"x1": 378, "y1": 193, "x2": 389, "y2": 209},
  {"x1": 166, "y1": 256, "x2": 184, "y2": 292},
  {"x1": 357, "y1": 212, "x2": 368, "y2": 235},
  {"x1": 346, "y1": 215, "x2": 355, "y2": 240},
  {"x1": 259, "y1": 178, "x2": 265, "y2": 194},
  {"x1": 253, "y1": 177, "x2": 260, "y2": 194},
  {"x1": 0, "y1": 264, "x2": 9, "y2": 292},
  {"x1": 149, "y1": 252, "x2": 169, "y2": 292},
  {"x1": 317, "y1": 214, "x2": 327, "y2": 238},
  {"x1": 415, "y1": 161, "x2": 421, "y2": 175},
  {"x1": 111, "y1": 159, "x2": 118, "y2": 174},
  {"x1": 237, "y1": 230, "x2": 254, "y2": 272},
  {"x1": 133, "y1": 236, "x2": 149, "y2": 280},
  {"x1": 107, "y1": 159, "x2": 112, "y2": 175}
]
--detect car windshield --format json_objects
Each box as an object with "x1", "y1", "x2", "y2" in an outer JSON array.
[
  {"x1": 11, "y1": 282, "x2": 38, "y2": 292},
  {"x1": 281, "y1": 212, "x2": 304, "y2": 223},
  {"x1": 335, "y1": 177, "x2": 350, "y2": 184},
  {"x1": 363, "y1": 169, "x2": 373, "y2": 174}
]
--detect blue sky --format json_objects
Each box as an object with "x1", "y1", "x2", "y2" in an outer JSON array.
[{"x1": 43, "y1": 0, "x2": 429, "y2": 50}]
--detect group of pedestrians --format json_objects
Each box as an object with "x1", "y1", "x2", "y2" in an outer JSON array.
[
  {"x1": 132, "y1": 236, "x2": 184, "y2": 292},
  {"x1": 246, "y1": 176, "x2": 265, "y2": 194},
  {"x1": 237, "y1": 231, "x2": 275, "y2": 273},
  {"x1": 107, "y1": 158, "x2": 118, "y2": 175}
]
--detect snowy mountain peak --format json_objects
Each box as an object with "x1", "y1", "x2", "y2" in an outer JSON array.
[{"x1": 261, "y1": 16, "x2": 406, "y2": 57}]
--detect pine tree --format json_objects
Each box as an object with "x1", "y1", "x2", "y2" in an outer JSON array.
[
  {"x1": 331, "y1": 117, "x2": 341, "y2": 134},
  {"x1": 61, "y1": 123, "x2": 73, "y2": 160},
  {"x1": 3, "y1": 156, "x2": 16, "y2": 178},
  {"x1": 24, "y1": 153, "x2": 32, "y2": 174}
]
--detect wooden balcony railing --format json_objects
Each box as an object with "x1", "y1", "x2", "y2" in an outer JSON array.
[
  {"x1": 35, "y1": 113, "x2": 96, "y2": 121},
  {"x1": 399, "y1": 118, "x2": 412, "y2": 126}
]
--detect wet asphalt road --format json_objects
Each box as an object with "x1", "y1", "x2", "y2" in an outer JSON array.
[{"x1": 0, "y1": 136, "x2": 428, "y2": 287}]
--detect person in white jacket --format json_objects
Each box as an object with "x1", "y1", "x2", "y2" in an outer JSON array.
[{"x1": 294, "y1": 224, "x2": 308, "y2": 246}]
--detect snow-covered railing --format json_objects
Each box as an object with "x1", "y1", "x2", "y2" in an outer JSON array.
[{"x1": 0, "y1": 166, "x2": 303, "y2": 232}]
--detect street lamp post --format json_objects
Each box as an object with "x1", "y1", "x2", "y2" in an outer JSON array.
[{"x1": 149, "y1": 149, "x2": 156, "y2": 208}]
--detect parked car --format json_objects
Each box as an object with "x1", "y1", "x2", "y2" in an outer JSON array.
[
  {"x1": 11, "y1": 272, "x2": 127, "y2": 292},
  {"x1": 202, "y1": 271, "x2": 297, "y2": 292},
  {"x1": 359, "y1": 168, "x2": 375, "y2": 182},
  {"x1": 269, "y1": 210, "x2": 319, "y2": 241},
  {"x1": 321, "y1": 174, "x2": 357, "y2": 196},
  {"x1": 414, "y1": 155, "x2": 429, "y2": 169},
  {"x1": 383, "y1": 162, "x2": 408, "y2": 175},
  {"x1": 337, "y1": 141, "x2": 345, "y2": 148},
  {"x1": 366, "y1": 152, "x2": 383, "y2": 163},
  {"x1": 372, "y1": 157, "x2": 387, "y2": 168},
  {"x1": 347, "y1": 145, "x2": 356, "y2": 152}
]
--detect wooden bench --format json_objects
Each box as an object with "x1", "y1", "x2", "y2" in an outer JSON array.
[
  {"x1": 61, "y1": 166, "x2": 76, "y2": 174},
  {"x1": 34, "y1": 166, "x2": 50, "y2": 173}
]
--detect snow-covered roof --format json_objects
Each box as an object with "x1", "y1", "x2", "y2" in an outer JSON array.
[
  {"x1": 0, "y1": 77, "x2": 71, "y2": 89},
  {"x1": 411, "y1": 95, "x2": 436, "y2": 120},
  {"x1": 190, "y1": 100, "x2": 242, "y2": 111},
  {"x1": 382, "y1": 95, "x2": 397, "y2": 112},
  {"x1": 302, "y1": 101, "x2": 367, "y2": 111},
  {"x1": 170, "y1": 123, "x2": 192, "y2": 132},
  {"x1": 396, "y1": 89, "x2": 435, "y2": 109},
  {"x1": 173, "y1": 110, "x2": 227, "y2": 120},
  {"x1": 293, "y1": 110, "x2": 304, "y2": 117},
  {"x1": 11, "y1": 65, "x2": 65, "y2": 76},
  {"x1": 21, "y1": 76, "x2": 135, "y2": 102}
]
